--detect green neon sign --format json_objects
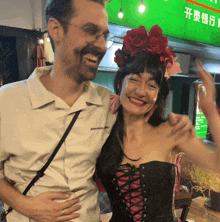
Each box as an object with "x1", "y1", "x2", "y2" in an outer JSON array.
[
  {"x1": 195, "y1": 113, "x2": 208, "y2": 138},
  {"x1": 106, "y1": 0, "x2": 220, "y2": 47},
  {"x1": 195, "y1": 84, "x2": 208, "y2": 138}
]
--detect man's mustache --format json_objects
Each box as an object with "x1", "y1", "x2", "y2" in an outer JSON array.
[{"x1": 80, "y1": 46, "x2": 105, "y2": 60}]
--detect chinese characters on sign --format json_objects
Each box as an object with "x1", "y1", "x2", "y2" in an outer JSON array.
[
  {"x1": 208, "y1": 0, "x2": 217, "y2": 4},
  {"x1": 185, "y1": 7, "x2": 220, "y2": 28}
]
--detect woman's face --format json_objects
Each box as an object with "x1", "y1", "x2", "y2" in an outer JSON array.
[{"x1": 120, "y1": 72, "x2": 160, "y2": 117}]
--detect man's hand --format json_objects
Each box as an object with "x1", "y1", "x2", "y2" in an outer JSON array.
[
  {"x1": 17, "y1": 192, "x2": 81, "y2": 222},
  {"x1": 168, "y1": 112, "x2": 195, "y2": 139}
]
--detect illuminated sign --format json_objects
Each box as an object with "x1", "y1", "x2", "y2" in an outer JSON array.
[
  {"x1": 184, "y1": 0, "x2": 220, "y2": 29},
  {"x1": 106, "y1": 0, "x2": 220, "y2": 47},
  {"x1": 195, "y1": 84, "x2": 208, "y2": 138}
]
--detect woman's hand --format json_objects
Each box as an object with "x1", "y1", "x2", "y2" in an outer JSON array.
[{"x1": 196, "y1": 62, "x2": 216, "y2": 118}]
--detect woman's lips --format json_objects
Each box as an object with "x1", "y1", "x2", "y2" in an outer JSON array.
[{"x1": 129, "y1": 97, "x2": 146, "y2": 107}]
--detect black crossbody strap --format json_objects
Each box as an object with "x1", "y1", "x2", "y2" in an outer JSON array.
[
  {"x1": 1, "y1": 110, "x2": 81, "y2": 220},
  {"x1": 23, "y1": 110, "x2": 81, "y2": 195}
]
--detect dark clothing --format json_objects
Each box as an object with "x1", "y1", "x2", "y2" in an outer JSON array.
[{"x1": 96, "y1": 160, "x2": 178, "y2": 222}]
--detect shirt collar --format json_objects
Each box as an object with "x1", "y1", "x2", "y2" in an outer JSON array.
[{"x1": 27, "y1": 66, "x2": 103, "y2": 110}]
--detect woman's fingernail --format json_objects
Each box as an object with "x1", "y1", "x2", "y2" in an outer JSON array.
[{"x1": 201, "y1": 86, "x2": 207, "y2": 97}]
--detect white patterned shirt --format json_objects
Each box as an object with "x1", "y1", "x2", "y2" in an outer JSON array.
[{"x1": 0, "y1": 66, "x2": 116, "y2": 222}]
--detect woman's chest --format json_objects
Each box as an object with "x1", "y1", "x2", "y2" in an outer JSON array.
[{"x1": 122, "y1": 131, "x2": 176, "y2": 166}]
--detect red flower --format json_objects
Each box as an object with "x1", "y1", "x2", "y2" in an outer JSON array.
[
  {"x1": 146, "y1": 25, "x2": 168, "y2": 54},
  {"x1": 123, "y1": 26, "x2": 148, "y2": 57},
  {"x1": 146, "y1": 36, "x2": 167, "y2": 54},
  {"x1": 149, "y1": 25, "x2": 163, "y2": 37},
  {"x1": 114, "y1": 25, "x2": 181, "y2": 79},
  {"x1": 114, "y1": 54, "x2": 124, "y2": 68},
  {"x1": 160, "y1": 47, "x2": 176, "y2": 67}
]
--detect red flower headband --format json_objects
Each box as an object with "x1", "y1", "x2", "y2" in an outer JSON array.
[{"x1": 114, "y1": 25, "x2": 181, "y2": 79}]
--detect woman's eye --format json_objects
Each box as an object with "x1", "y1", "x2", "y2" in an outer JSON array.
[
  {"x1": 149, "y1": 84, "x2": 157, "y2": 89},
  {"x1": 129, "y1": 78, "x2": 138, "y2": 82}
]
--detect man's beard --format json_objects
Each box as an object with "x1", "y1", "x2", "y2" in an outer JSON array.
[
  {"x1": 73, "y1": 44, "x2": 105, "y2": 83},
  {"x1": 62, "y1": 43, "x2": 106, "y2": 83},
  {"x1": 75, "y1": 62, "x2": 98, "y2": 83}
]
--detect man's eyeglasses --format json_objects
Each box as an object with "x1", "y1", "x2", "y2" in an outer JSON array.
[{"x1": 68, "y1": 22, "x2": 114, "y2": 49}]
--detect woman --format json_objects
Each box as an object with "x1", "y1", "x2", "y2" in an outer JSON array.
[{"x1": 96, "y1": 25, "x2": 220, "y2": 222}]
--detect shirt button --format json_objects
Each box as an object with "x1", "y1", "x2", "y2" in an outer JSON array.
[
  {"x1": 142, "y1": 166, "x2": 145, "y2": 169},
  {"x1": 144, "y1": 198, "x2": 147, "y2": 201},
  {"x1": 142, "y1": 174, "x2": 145, "y2": 177},
  {"x1": 143, "y1": 214, "x2": 146, "y2": 217},
  {"x1": 116, "y1": 187, "x2": 118, "y2": 190},
  {"x1": 143, "y1": 184, "x2": 146, "y2": 187},
  {"x1": 113, "y1": 178, "x2": 115, "y2": 181}
]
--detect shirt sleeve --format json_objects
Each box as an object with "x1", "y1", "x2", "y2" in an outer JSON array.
[{"x1": 0, "y1": 112, "x2": 8, "y2": 179}]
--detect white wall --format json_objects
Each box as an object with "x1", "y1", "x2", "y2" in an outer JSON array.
[{"x1": 0, "y1": 0, "x2": 43, "y2": 30}]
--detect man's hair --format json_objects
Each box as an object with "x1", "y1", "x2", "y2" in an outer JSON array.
[{"x1": 45, "y1": 0, "x2": 109, "y2": 52}]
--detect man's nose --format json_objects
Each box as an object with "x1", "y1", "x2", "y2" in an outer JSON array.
[{"x1": 93, "y1": 36, "x2": 107, "y2": 54}]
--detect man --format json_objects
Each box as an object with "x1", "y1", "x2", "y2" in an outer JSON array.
[{"x1": 0, "y1": 0, "x2": 193, "y2": 221}]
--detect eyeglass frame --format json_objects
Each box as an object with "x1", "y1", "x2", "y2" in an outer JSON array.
[{"x1": 64, "y1": 22, "x2": 114, "y2": 49}]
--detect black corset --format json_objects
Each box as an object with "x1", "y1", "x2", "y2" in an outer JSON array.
[{"x1": 97, "y1": 161, "x2": 178, "y2": 222}]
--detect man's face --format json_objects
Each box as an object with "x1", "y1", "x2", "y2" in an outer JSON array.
[{"x1": 58, "y1": 0, "x2": 109, "y2": 83}]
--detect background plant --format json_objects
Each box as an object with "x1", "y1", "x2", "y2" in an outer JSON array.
[{"x1": 189, "y1": 164, "x2": 220, "y2": 195}]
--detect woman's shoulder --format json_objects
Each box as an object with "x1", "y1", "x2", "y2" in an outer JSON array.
[{"x1": 156, "y1": 120, "x2": 174, "y2": 134}]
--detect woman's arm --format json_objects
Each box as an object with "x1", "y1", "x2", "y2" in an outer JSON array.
[
  {"x1": 196, "y1": 62, "x2": 220, "y2": 159},
  {"x1": 175, "y1": 62, "x2": 220, "y2": 173}
]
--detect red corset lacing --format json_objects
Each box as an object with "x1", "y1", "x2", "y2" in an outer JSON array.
[
  {"x1": 116, "y1": 169, "x2": 143, "y2": 222},
  {"x1": 116, "y1": 169, "x2": 182, "y2": 222}
]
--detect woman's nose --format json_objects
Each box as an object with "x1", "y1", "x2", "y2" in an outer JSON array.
[{"x1": 135, "y1": 84, "x2": 147, "y2": 96}]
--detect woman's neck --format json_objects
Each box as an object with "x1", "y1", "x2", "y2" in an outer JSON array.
[{"x1": 123, "y1": 110, "x2": 152, "y2": 143}]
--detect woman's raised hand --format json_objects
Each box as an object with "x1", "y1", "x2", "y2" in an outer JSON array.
[{"x1": 196, "y1": 62, "x2": 216, "y2": 117}]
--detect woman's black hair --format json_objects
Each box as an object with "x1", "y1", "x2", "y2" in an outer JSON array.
[{"x1": 97, "y1": 51, "x2": 170, "y2": 175}]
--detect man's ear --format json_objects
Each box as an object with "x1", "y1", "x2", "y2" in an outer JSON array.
[{"x1": 47, "y1": 18, "x2": 64, "y2": 48}]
